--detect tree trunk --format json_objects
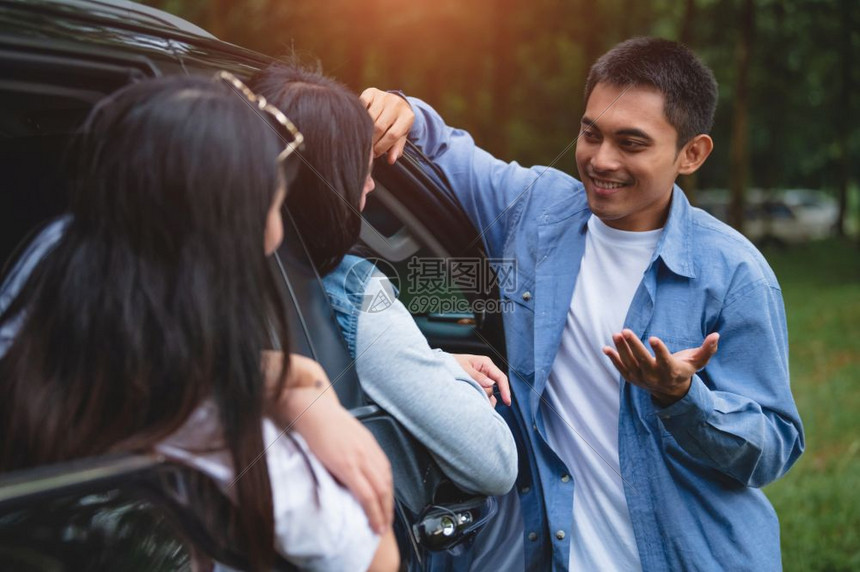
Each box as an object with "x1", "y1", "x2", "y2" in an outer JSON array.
[
  {"x1": 489, "y1": 0, "x2": 517, "y2": 159},
  {"x1": 837, "y1": 0, "x2": 853, "y2": 238},
  {"x1": 578, "y1": 0, "x2": 604, "y2": 90},
  {"x1": 679, "y1": 0, "x2": 697, "y2": 46},
  {"x1": 761, "y1": 0, "x2": 787, "y2": 192},
  {"x1": 676, "y1": 0, "x2": 698, "y2": 204},
  {"x1": 678, "y1": 172, "x2": 699, "y2": 205},
  {"x1": 337, "y1": 0, "x2": 371, "y2": 91},
  {"x1": 208, "y1": 0, "x2": 230, "y2": 40},
  {"x1": 620, "y1": 0, "x2": 652, "y2": 38},
  {"x1": 729, "y1": 0, "x2": 755, "y2": 233}
]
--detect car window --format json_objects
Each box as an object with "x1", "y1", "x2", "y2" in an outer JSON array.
[
  {"x1": 360, "y1": 182, "x2": 473, "y2": 321},
  {"x1": 0, "y1": 45, "x2": 161, "y2": 273},
  {"x1": 762, "y1": 202, "x2": 795, "y2": 219}
]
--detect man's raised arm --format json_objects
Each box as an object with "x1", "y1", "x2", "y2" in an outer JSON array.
[{"x1": 360, "y1": 88, "x2": 573, "y2": 258}]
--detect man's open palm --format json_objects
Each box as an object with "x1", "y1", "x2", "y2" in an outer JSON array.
[{"x1": 603, "y1": 329, "x2": 720, "y2": 406}]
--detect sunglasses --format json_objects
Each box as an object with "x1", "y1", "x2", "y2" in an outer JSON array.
[{"x1": 215, "y1": 70, "x2": 304, "y2": 163}]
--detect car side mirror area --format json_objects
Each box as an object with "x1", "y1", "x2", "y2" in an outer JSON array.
[
  {"x1": 351, "y1": 404, "x2": 496, "y2": 563},
  {"x1": 413, "y1": 495, "x2": 497, "y2": 553}
]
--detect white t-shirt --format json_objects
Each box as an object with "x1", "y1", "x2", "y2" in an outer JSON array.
[
  {"x1": 157, "y1": 401, "x2": 379, "y2": 572},
  {"x1": 542, "y1": 215, "x2": 661, "y2": 572}
]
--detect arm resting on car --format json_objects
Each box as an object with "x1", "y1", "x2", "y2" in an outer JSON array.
[{"x1": 355, "y1": 272, "x2": 518, "y2": 496}]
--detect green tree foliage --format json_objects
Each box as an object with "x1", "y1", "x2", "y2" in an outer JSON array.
[{"x1": 143, "y1": 0, "x2": 859, "y2": 218}]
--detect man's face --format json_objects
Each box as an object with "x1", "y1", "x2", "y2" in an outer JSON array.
[{"x1": 575, "y1": 82, "x2": 685, "y2": 232}]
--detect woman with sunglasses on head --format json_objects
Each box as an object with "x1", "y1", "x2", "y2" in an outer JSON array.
[
  {"x1": 0, "y1": 74, "x2": 397, "y2": 571},
  {"x1": 252, "y1": 64, "x2": 517, "y2": 499}
]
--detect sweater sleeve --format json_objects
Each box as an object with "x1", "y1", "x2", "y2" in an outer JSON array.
[{"x1": 354, "y1": 269, "x2": 518, "y2": 495}]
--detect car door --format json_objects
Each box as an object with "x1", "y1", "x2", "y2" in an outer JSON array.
[
  {"x1": 362, "y1": 142, "x2": 510, "y2": 374},
  {"x1": 0, "y1": 454, "x2": 299, "y2": 571}
]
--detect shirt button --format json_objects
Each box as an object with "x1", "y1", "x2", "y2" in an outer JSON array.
[
  {"x1": 533, "y1": 423, "x2": 538, "y2": 431},
  {"x1": 556, "y1": 530, "x2": 566, "y2": 540},
  {"x1": 561, "y1": 474, "x2": 570, "y2": 483},
  {"x1": 522, "y1": 291, "x2": 532, "y2": 301},
  {"x1": 520, "y1": 485, "x2": 531, "y2": 493},
  {"x1": 528, "y1": 532, "x2": 538, "y2": 541}
]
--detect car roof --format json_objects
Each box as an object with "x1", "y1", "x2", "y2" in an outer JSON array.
[
  {"x1": 0, "y1": 0, "x2": 271, "y2": 66},
  {"x1": 1, "y1": 0, "x2": 215, "y2": 38}
]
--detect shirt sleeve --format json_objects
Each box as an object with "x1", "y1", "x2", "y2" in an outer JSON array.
[
  {"x1": 263, "y1": 425, "x2": 381, "y2": 572},
  {"x1": 406, "y1": 96, "x2": 546, "y2": 259},
  {"x1": 354, "y1": 269, "x2": 518, "y2": 495},
  {"x1": 655, "y1": 280, "x2": 804, "y2": 488},
  {"x1": 157, "y1": 408, "x2": 381, "y2": 572}
]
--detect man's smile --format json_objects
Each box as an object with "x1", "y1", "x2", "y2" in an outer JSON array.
[{"x1": 586, "y1": 173, "x2": 631, "y2": 195}]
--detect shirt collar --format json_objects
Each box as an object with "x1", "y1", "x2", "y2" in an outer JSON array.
[
  {"x1": 652, "y1": 185, "x2": 696, "y2": 279},
  {"x1": 575, "y1": 185, "x2": 696, "y2": 279}
]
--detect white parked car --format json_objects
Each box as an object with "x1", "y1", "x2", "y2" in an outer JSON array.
[
  {"x1": 781, "y1": 189, "x2": 840, "y2": 240},
  {"x1": 697, "y1": 189, "x2": 838, "y2": 245}
]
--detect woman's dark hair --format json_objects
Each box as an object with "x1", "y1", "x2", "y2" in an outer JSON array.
[
  {"x1": 0, "y1": 75, "x2": 293, "y2": 569},
  {"x1": 585, "y1": 37, "x2": 718, "y2": 149},
  {"x1": 252, "y1": 63, "x2": 373, "y2": 275}
]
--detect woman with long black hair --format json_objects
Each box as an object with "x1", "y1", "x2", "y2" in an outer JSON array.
[
  {"x1": 251, "y1": 64, "x2": 517, "y2": 498},
  {"x1": 0, "y1": 73, "x2": 397, "y2": 571}
]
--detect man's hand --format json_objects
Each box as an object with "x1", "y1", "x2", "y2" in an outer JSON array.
[
  {"x1": 452, "y1": 353, "x2": 512, "y2": 407},
  {"x1": 268, "y1": 355, "x2": 394, "y2": 534},
  {"x1": 360, "y1": 88, "x2": 414, "y2": 164},
  {"x1": 603, "y1": 329, "x2": 720, "y2": 407}
]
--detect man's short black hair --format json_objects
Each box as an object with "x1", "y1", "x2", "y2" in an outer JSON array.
[{"x1": 584, "y1": 37, "x2": 718, "y2": 148}]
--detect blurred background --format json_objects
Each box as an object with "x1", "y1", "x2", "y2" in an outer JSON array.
[
  {"x1": 144, "y1": 0, "x2": 859, "y2": 568},
  {"x1": 146, "y1": 0, "x2": 860, "y2": 239}
]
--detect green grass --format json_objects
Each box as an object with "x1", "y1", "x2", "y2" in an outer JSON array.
[{"x1": 761, "y1": 238, "x2": 860, "y2": 571}]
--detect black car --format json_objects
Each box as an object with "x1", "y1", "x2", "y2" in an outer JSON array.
[{"x1": 0, "y1": 0, "x2": 513, "y2": 569}]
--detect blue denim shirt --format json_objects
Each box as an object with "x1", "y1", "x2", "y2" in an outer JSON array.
[{"x1": 406, "y1": 97, "x2": 804, "y2": 571}]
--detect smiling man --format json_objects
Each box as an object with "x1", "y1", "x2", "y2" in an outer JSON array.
[{"x1": 364, "y1": 37, "x2": 804, "y2": 570}]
